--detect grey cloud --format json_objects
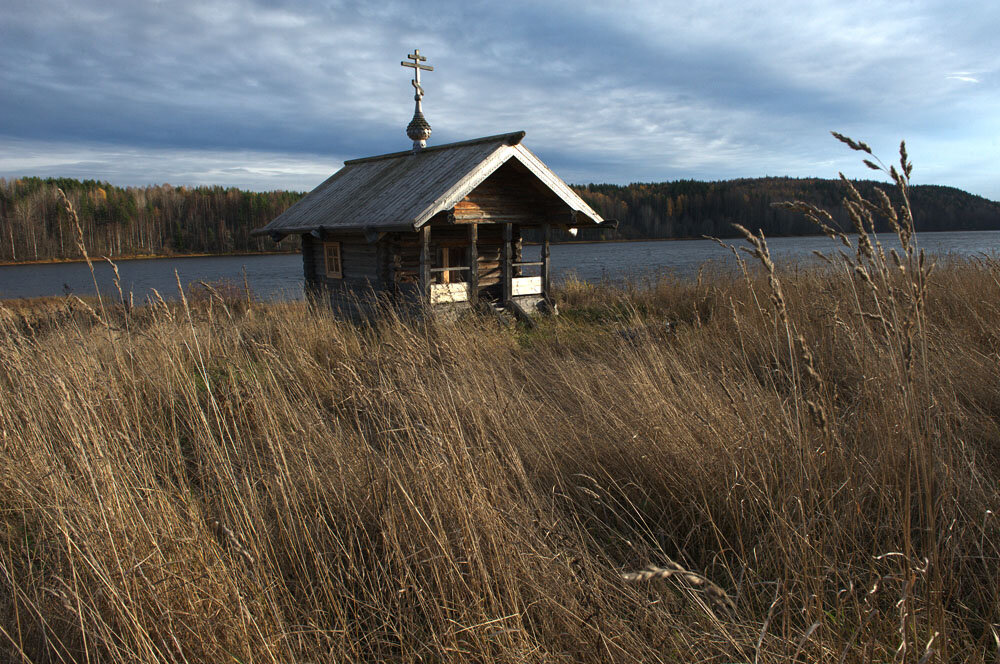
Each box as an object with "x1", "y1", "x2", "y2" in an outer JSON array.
[{"x1": 1, "y1": 0, "x2": 998, "y2": 198}]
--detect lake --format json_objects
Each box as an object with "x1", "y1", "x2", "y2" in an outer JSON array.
[{"x1": 2, "y1": 230, "x2": 1000, "y2": 301}]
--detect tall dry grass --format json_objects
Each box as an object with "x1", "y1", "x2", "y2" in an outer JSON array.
[{"x1": 0, "y1": 141, "x2": 999, "y2": 662}]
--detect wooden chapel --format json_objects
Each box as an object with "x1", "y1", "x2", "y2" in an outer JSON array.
[{"x1": 252, "y1": 49, "x2": 606, "y2": 318}]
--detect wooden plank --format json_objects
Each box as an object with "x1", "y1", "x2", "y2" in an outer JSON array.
[
  {"x1": 512, "y1": 276, "x2": 542, "y2": 296},
  {"x1": 451, "y1": 212, "x2": 550, "y2": 224},
  {"x1": 419, "y1": 225, "x2": 430, "y2": 304},
  {"x1": 513, "y1": 227, "x2": 523, "y2": 269},
  {"x1": 341, "y1": 242, "x2": 379, "y2": 281},
  {"x1": 429, "y1": 266, "x2": 469, "y2": 273},
  {"x1": 430, "y1": 282, "x2": 469, "y2": 304},
  {"x1": 387, "y1": 233, "x2": 397, "y2": 289},
  {"x1": 376, "y1": 238, "x2": 388, "y2": 290},
  {"x1": 440, "y1": 247, "x2": 450, "y2": 284},
  {"x1": 502, "y1": 223, "x2": 512, "y2": 304},
  {"x1": 506, "y1": 298, "x2": 536, "y2": 328},
  {"x1": 468, "y1": 223, "x2": 478, "y2": 307},
  {"x1": 541, "y1": 223, "x2": 551, "y2": 303},
  {"x1": 301, "y1": 234, "x2": 316, "y2": 282}
]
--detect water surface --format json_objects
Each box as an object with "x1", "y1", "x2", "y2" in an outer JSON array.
[{"x1": 2, "y1": 230, "x2": 999, "y2": 301}]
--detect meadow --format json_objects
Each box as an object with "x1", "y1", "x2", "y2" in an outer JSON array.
[{"x1": 0, "y1": 142, "x2": 998, "y2": 663}]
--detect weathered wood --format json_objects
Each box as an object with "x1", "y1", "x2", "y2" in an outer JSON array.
[
  {"x1": 453, "y1": 161, "x2": 571, "y2": 226},
  {"x1": 310, "y1": 237, "x2": 379, "y2": 284},
  {"x1": 430, "y1": 282, "x2": 469, "y2": 304},
  {"x1": 502, "y1": 223, "x2": 512, "y2": 304},
  {"x1": 269, "y1": 142, "x2": 606, "y2": 315},
  {"x1": 377, "y1": 237, "x2": 392, "y2": 290},
  {"x1": 382, "y1": 234, "x2": 399, "y2": 292},
  {"x1": 506, "y1": 298, "x2": 536, "y2": 328},
  {"x1": 393, "y1": 225, "x2": 502, "y2": 289},
  {"x1": 514, "y1": 231, "x2": 523, "y2": 274},
  {"x1": 440, "y1": 247, "x2": 450, "y2": 284},
  {"x1": 419, "y1": 225, "x2": 431, "y2": 303},
  {"x1": 512, "y1": 276, "x2": 542, "y2": 296},
  {"x1": 301, "y1": 234, "x2": 316, "y2": 282},
  {"x1": 468, "y1": 223, "x2": 478, "y2": 307},
  {"x1": 451, "y1": 211, "x2": 550, "y2": 224},
  {"x1": 541, "y1": 223, "x2": 551, "y2": 303},
  {"x1": 253, "y1": 133, "x2": 604, "y2": 239}
]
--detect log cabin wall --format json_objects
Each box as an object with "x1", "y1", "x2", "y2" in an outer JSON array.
[
  {"x1": 306, "y1": 232, "x2": 389, "y2": 313},
  {"x1": 311, "y1": 233, "x2": 378, "y2": 287},
  {"x1": 301, "y1": 234, "x2": 320, "y2": 293},
  {"x1": 477, "y1": 224, "x2": 504, "y2": 288},
  {"x1": 390, "y1": 224, "x2": 510, "y2": 294},
  {"x1": 380, "y1": 163, "x2": 568, "y2": 303},
  {"x1": 453, "y1": 161, "x2": 567, "y2": 225},
  {"x1": 307, "y1": 224, "x2": 527, "y2": 308},
  {"x1": 391, "y1": 232, "x2": 420, "y2": 286}
]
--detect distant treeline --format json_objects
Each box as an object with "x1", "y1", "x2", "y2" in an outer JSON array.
[
  {"x1": 0, "y1": 177, "x2": 302, "y2": 263},
  {"x1": 2, "y1": 175, "x2": 999, "y2": 263},
  {"x1": 572, "y1": 177, "x2": 1000, "y2": 240}
]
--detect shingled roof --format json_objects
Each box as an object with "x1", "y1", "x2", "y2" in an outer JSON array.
[{"x1": 252, "y1": 131, "x2": 603, "y2": 237}]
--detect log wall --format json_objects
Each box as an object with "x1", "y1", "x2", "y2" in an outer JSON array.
[
  {"x1": 302, "y1": 232, "x2": 390, "y2": 313},
  {"x1": 452, "y1": 161, "x2": 567, "y2": 224},
  {"x1": 390, "y1": 223, "x2": 517, "y2": 292}
]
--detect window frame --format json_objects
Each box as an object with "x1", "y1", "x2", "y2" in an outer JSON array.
[{"x1": 323, "y1": 241, "x2": 343, "y2": 279}]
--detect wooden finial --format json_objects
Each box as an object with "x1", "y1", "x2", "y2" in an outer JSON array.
[{"x1": 401, "y1": 49, "x2": 434, "y2": 150}]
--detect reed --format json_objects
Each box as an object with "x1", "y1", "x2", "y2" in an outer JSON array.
[{"x1": 0, "y1": 141, "x2": 998, "y2": 662}]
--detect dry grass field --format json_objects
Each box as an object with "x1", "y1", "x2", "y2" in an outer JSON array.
[{"x1": 1, "y1": 143, "x2": 998, "y2": 662}]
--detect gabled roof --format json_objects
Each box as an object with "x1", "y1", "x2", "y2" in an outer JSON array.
[{"x1": 252, "y1": 131, "x2": 603, "y2": 236}]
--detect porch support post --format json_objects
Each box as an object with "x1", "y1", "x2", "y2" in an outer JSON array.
[
  {"x1": 468, "y1": 223, "x2": 478, "y2": 308},
  {"x1": 419, "y1": 225, "x2": 431, "y2": 304},
  {"x1": 502, "y1": 222, "x2": 513, "y2": 304},
  {"x1": 541, "y1": 223, "x2": 551, "y2": 304}
]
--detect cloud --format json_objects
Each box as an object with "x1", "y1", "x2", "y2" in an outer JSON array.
[
  {"x1": 1, "y1": 0, "x2": 999, "y2": 198},
  {"x1": 0, "y1": 137, "x2": 338, "y2": 191},
  {"x1": 946, "y1": 73, "x2": 980, "y2": 83}
]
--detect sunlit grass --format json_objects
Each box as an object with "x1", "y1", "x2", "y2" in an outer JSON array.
[{"x1": 0, "y1": 141, "x2": 998, "y2": 662}]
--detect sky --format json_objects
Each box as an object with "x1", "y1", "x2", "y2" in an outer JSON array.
[{"x1": 2, "y1": 0, "x2": 998, "y2": 199}]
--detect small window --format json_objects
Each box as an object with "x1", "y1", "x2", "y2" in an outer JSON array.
[{"x1": 324, "y1": 242, "x2": 342, "y2": 278}]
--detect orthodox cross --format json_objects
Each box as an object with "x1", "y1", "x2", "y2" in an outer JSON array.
[
  {"x1": 402, "y1": 49, "x2": 433, "y2": 149},
  {"x1": 401, "y1": 49, "x2": 433, "y2": 99}
]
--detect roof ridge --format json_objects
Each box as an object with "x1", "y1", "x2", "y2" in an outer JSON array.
[{"x1": 343, "y1": 131, "x2": 526, "y2": 165}]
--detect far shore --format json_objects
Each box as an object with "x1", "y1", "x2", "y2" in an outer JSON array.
[
  {"x1": 1, "y1": 228, "x2": 996, "y2": 267},
  {"x1": 0, "y1": 249, "x2": 299, "y2": 268}
]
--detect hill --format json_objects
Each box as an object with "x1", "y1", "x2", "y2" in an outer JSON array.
[
  {"x1": 2, "y1": 176, "x2": 998, "y2": 263},
  {"x1": 572, "y1": 177, "x2": 1000, "y2": 240}
]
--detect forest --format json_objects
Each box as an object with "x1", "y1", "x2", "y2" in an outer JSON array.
[
  {"x1": 574, "y1": 177, "x2": 1000, "y2": 240},
  {"x1": 0, "y1": 177, "x2": 302, "y2": 263},
  {"x1": 2, "y1": 175, "x2": 998, "y2": 262}
]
